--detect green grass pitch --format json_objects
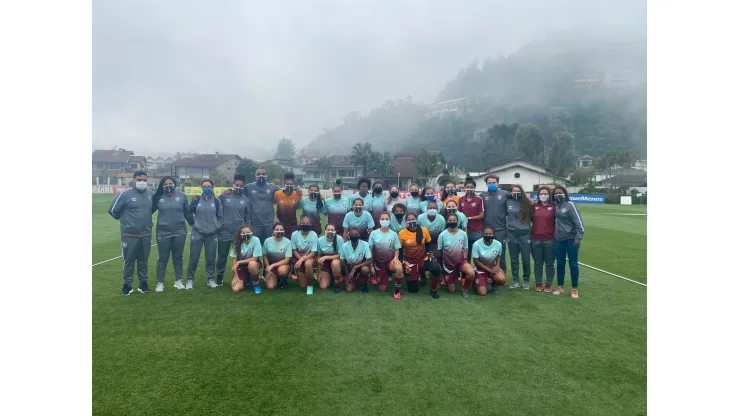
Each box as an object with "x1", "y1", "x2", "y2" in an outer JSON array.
[{"x1": 92, "y1": 195, "x2": 647, "y2": 416}]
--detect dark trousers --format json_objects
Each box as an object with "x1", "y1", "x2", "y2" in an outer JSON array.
[
  {"x1": 494, "y1": 229, "x2": 507, "y2": 273},
  {"x1": 554, "y1": 239, "x2": 580, "y2": 288},
  {"x1": 121, "y1": 236, "x2": 152, "y2": 287},
  {"x1": 155, "y1": 235, "x2": 186, "y2": 283},
  {"x1": 216, "y1": 240, "x2": 233, "y2": 278},
  {"x1": 187, "y1": 232, "x2": 217, "y2": 282},
  {"x1": 467, "y1": 230, "x2": 482, "y2": 263},
  {"x1": 531, "y1": 239, "x2": 554, "y2": 285},
  {"x1": 507, "y1": 233, "x2": 531, "y2": 283}
]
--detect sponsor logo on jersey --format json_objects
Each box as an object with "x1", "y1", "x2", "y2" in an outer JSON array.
[
  {"x1": 561, "y1": 208, "x2": 567, "y2": 213},
  {"x1": 175, "y1": 197, "x2": 181, "y2": 202},
  {"x1": 160, "y1": 199, "x2": 165, "y2": 203},
  {"x1": 131, "y1": 198, "x2": 137, "y2": 202},
  {"x1": 226, "y1": 199, "x2": 232, "y2": 203},
  {"x1": 547, "y1": 207, "x2": 553, "y2": 211}
]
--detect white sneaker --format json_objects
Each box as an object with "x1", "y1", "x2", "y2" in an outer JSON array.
[
  {"x1": 174, "y1": 280, "x2": 186, "y2": 290},
  {"x1": 509, "y1": 282, "x2": 521, "y2": 289},
  {"x1": 185, "y1": 281, "x2": 194, "y2": 290},
  {"x1": 155, "y1": 282, "x2": 164, "y2": 292},
  {"x1": 207, "y1": 280, "x2": 218, "y2": 288},
  {"x1": 523, "y1": 282, "x2": 530, "y2": 290}
]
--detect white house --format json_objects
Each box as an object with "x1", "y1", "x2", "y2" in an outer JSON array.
[
  {"x1": 173, "y1": 153, "x2": 241, "y2": 180},
  {"x1": 576, "y1": 155, "x2": 594, "y2": 168},
  {"x1": 470, "y1": 159, "x2": 570, "y2": 192}
]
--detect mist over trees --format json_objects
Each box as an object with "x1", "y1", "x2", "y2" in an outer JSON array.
[{"x1": 306, "y1": 27, "x2": 646, "y2": 175}]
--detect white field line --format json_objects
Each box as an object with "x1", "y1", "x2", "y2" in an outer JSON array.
[
  {"x1": 92, "y1": 232, "x2": 193, "y2": 267},
  {"x1": 579, "y1": 262, "x2": 647, "y2": 287}
]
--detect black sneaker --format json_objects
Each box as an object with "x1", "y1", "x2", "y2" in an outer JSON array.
[
  {"x1": 430, "y1": 289, "x2": 439, "y2": 299},
  {"x1": 121, "y1": 285, "x2": 133, "y2": 296},
  {"x1": 216, "y1": 275, "x2": 223, "y2": 286},
  {"x1": 333, "y1": 286, "x2": 341, "y2": 294},
  {"x1": 492, "y1": 285, "x2": 499, "y2": 295},
  {"x1": 419, "y1": 279, "x2": 427, "y2": 287},
  {"x1": 279, "y1": 279, "x2": 288, "y2": 289},
  {"x1": 361, "y1": 283, "x2": 369, "y2": 293},
  {"x1": 137, "y1": 283, "x2": 150, "y2": 294}
]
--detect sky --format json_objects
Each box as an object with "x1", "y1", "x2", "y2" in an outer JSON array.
[{"x1": 93, "y1": 0, "x2": 645, "y2": 158}]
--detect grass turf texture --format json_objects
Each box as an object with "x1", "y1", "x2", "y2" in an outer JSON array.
[{"x1": 92, "y1": 195, "x2": 646, "y2": 416}]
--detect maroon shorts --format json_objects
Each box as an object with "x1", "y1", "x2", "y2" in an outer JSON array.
[
  {"x1": 235, "y1": 260, "x2": 261, "y2": 281},
  {"x1": 291, "y1": 258, "x2": 313, "y2": 273},
  {"x1": 373, "y1": 260, "x2": 393, "y2": 285},
  {"x1": 321, "y1": 259, "x2": 335, "y2": 273},
  {"x1": 442, "y1": 261, "x2": 468, "y2": 284},
  {"x1": 402, "y1": 258, "x2": 425, "y2": 282},
  {"x1": 474, "y1": 270, "x2": 494, "y2": 287}
]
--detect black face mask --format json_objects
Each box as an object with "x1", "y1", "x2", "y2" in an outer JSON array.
[
  {"x1": 301, "y1": 224, "x2": 312, "y2": 232},
  {"x1": 350, "y1": 235, "x2": 360, "y2": 243},
  {"x1": 466, "y1": 189, "x2": 475, "y2": 196},
  {"x1": 394, "y1": 213, "x2": 404, "y2": 220},
  {"x1": 373, "y1": 187, "x2": 383, "y2": 195},
  {"x1": 447, "y1": 208, "x2": 457, "y2": 214},
  {"x1": 333, "y1": 193, "x2": 342, "y2": 200},
  {"x1": 446, "y1": 222, "x2": 458, "y2": 229},
  {"x1": 390, "y1": 191, "x2": 399, "y2": 198},
  {"x1": 354, "y1": 207, "x2": 363, "y2": 213},
  {"x1": 410, "y1": 191, "x2": 419, "y2": 197},
  {"x1": 483, "y1": 236, "x2": 494, "y2": 242}
]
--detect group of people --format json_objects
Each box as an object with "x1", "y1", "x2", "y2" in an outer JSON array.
[{"x1": 108, "y1": 168, "x2": 584, "y2": 299}]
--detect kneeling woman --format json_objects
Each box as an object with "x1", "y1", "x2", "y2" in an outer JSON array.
[
  {"x1": 230, "y1": 224, "x2": 263, "y2": 294},
  {"x1": 343, "y1": 198, "x2": 375, "y2": 242},
  {"x1": 291, "y1": 216, "x2": 320, "y2": 295},
  {"x1": 437, "y1": 214, "x2": 475, "y2": 297},
  {"x1": 369, "y1": 213, "x2": 404, "y2": 297},
  {"x1": 262, "y1": 222, "x2": 293, "y2": 289},
  {"x1": 340, "y1": 227, "x2": 373, "y2": 293},
  {"x1": 471, "y1": 227, "x2": 507, "y2": 296},
  {"x1": 398, "y1": 213, "x2": 442, "y2": 299},
  {"x1": 317, "y1": 224, "x2": 344, "y2": 292}
]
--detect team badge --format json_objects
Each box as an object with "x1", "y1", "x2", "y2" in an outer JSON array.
[
  {"x1": 493, "y1": 250, "x2": 499, "y2": 256},
  {"x1": 148, "y1": 196, "x2": 152, "y2": 201},
  {"x1": 547, "y1": 207, "x2": 553, "y2": 211},
  {"x1": 157, "y1": 236, "x2": 161, "y2": 241},
  {"x1": 211, "y1": 203, "x2": 215, "y2": 208},
  {"x1": 279, "y1": 200, "x2": 283, "y2": 204},
  {"x1": 122, "y1": 242, "x2": 128, "y2": 248},
  {"x1": 471, "y1": 202, "x2": 477, "y2": 207},
  {"x1": 497, "y1": 195, "x2": 502, "y2": 200},
  {"x1": 561, "y1": 208, "x2": 567, "y2": 213},
  {"x1": 175, "y1": 197, "x2": 181, "y2": 202},
  {"x1": 240, "y1": 200, "x2": 245, "y2": 205},
  {"x1": 191, "y1": 235, "x2": 195, "y2": 240}
]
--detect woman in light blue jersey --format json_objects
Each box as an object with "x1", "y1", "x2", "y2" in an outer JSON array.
[{"x1": 299, "y1": 184, "x2": 325, "y2": 235}]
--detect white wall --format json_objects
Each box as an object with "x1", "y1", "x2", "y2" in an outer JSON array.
[{"x1": 473, "y1": 166, "x2": 560, "y2": 192}]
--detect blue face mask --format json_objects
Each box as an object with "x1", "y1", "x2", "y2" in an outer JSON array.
[
  {"x1": 425, "y1": 195, "x2": 435, "y2": 201},
  {"x1": 380, "y1": 220, "x2": 391, "y2": 228},
  {"x1": 488, "y1": 183, "x2": 497, "y2": 192},
  {"x1": 202, "y1": 187, "x2": 213, "y2": 196}
]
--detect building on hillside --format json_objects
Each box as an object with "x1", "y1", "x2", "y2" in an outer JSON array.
[
  {"x1": 128, "y1": 156, "x2": 147, "y2": 172},
  {"x1": 263, "y1": 158, "x2": 305, "y2": 182},
  {"x1": 299, "y1": 150, "x2": 319, "y2": 166},
  {"x1": 301, "y1": 156, "x2": 363, "y2": 188},
  {"x1": 429, "y1": 97, "x2": 470, "y2": 118},
  {"x1": 92, "y1": 149, "x2": 141, "y2": 185},
  {"x1": 470, "y1": 159, "x2": 570, "y2": 193},
  {"x1": 576, "y1": 155, "x2": 594, "y2": 168},
  {"x1": 173, "y1": 153, "x2": 241, "y2": 180},
  {"x1": 593, "y1": 170, "x2": 647, "y2": 188},
  {"x1": 632, "y1": 159, "x2": 647, "y2": 171},
  {"x1": 367, "y1": 152, "x2": 445, "y2": 190}
]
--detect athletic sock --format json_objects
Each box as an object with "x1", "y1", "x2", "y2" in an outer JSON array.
[
  {"x1": 462, "y1": 278, "x2": 471, "y2": 291},
  {"x1": 394, "y1": 278, "x2": 403, "y2": 294},
  {"x1": 431, "y1": 277, "x2": 440, "y2": 291}
]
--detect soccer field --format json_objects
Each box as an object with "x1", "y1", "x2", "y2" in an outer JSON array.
[{"x1": 92, "y1": 195, "x2": 647, "y2": 416}]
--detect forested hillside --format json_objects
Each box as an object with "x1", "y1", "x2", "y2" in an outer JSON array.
[{"x1": 306, "y1": 26, "x2": 646, "y2": 173}]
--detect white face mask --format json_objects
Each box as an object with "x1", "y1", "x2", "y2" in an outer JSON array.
[
  {"x1": 135, "y1": 181, "x2": 148, "y2": 190},
  {"x1": 538, "y1": 195, "x2": 549, "y2": 203}
]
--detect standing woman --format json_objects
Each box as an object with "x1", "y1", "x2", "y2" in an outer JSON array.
[
  {"x1": 368, "y1": 213, "x2": 404, "y2": 297},
  {"x1": 274, "y1": 172, "x2": 302, "y2": 237},
  {"x1": 216, "y1": 173, "x2": 250, "y2": 286},
  {"x1": 152, "y1": 176, "x2": 193, "y2": 292},
  {"x1": 230, "y1": 224, "x2": 263, "y2": 294},
  {"x1": 417, "y1": 201, "x2": 446, "y2": 288},
  {"x1": 405, "y1": 184, "x2": 423, "y2": 217},
  {"x1": 343, "y1": 198, "x2": 375, "y2": 242},
  {"x1": 261, "y1": 222, "x2": 293, "y2": 290},
  {"x1": 531, "y1": 187, "x2": 556, "y2": 292},
  {"x1": 340, "y1": 227, "x2": 373, "y2": 293},
  {"x1": 386, "y1": 185, "x2": 405, "y2": 212},
  {"x1": 299, "y1": 184, "x2": 325, "y2": 235},
  {"x1": 325, "y1": 180, "x2": 350, "y2": 235},
  {"x1": 437, "y1": 213, "x2": 476, "y2": 297},
  {"x1": 397, "y1": 213, "x2": 441, "y2": 298},
  {"x1": 440, "y1": 181, "x2": 460, "y2": 206},
  {"x1": 349, "y1": 178, "x2": 373, "y2": 212},
  {"x1": 369, "y1": 181, "x2": 387, "y2": 228},
  {"x1": 552, "y1": 186, "x2": 585, "y2": 299},
  {"x1": 458, "y1": 176, "x2": 485, "y2": 261},
  {"x1": 389, "y1": 203, "x2": 407, "y2": 234},
  {"x1": 317, "y1": 224, "x2": 344, "y2": 292},
  {"x1": 506, "y1": 185, "x2": 533, "y2": 289},
  {"x1": 471, "y1": 227, "x2": 507, "y2": 296},
  {"x1": 419, "y1": 186, "x2": 439, "y2": 213},
  {"x1": 291, "y1": 216, "x2": 319, "y2": 295},
  {"x1": 186, "y1": 179, "x2": 224, "y2": 289}
]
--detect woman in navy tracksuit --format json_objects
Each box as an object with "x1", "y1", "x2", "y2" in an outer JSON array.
[{"x1": 552, "y1": 186, "x2": 585, "y2": 299}]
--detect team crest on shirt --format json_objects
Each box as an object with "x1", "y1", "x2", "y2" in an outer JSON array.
[
  {"x1": 148, "y1": 196, "x2": 152, "y2": 201},
  {"x1": 547, "y1": 207, "x2": 553, "y2": 211},
  {"x1": 175, "y1": 197, "x2": 181, "y2": 202},
  {"x1": 280, "y1": 248, "x2": 286, "y2": 253},
  {"x1": 471, "y1": 202, "x2": 477, "y2": 207},
  {"x1": 240, "y1": 200, "x2": 245, "y2": 205},
  {"x1": 459, "y1": 239, "x2": 464, "y2": 245},
  {"x1": 211, "y1": 203, "x2": 215, "y2": 208},
  {"x1": 497, "y1": 195, "x2": 502, "y2": 200},
  {"x1": 252, "y1": 190, "x2": 257, "y2": 193},
  {"x1": 535, "y1": 206, "x2": 540, "y2": 210},
  {"x1": 279, "y1": 200, "x2": 284, "y2": 204},
  {"x1": 122, "y1": 242, "x2": 127, "y2": 248},
  {"x1": 561, "y1": 208, "x2": 567, "y2": 213},
  {"x1": 405, "y1": 239, "x2": 413, "y2": 244},
  {"x1": 493, "y1": 250, "x2": 499, "y2": 256}
]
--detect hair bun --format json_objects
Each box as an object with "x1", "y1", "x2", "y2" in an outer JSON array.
[
  {"x1": 465, "y1": 176, "x2": 473, "y2": 181},
  {"x1": 335, "y1": 179, "x2": 342, "y2": 185},
  {"x1": 284, "y1": 172, "x2": 295, "y2": 180}
]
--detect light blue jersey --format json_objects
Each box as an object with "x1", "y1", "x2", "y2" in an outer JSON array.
[
  {"x1": 290, "y1": 230, "x2": 319, "y2": 257},
  {"x1": 368, "y1": 229, "x2": 401, "y2": 262},
  {"x1": 229, "y1": 237, "x2": 263, "y2": 260},
  {"x1": 350, "y1": 192, "x2": 373, "y2": 211},
  {"x1": 471, "y1": 238, "x2": 503, "y2": 269},
  {"x1": 342, "y1": 211, "x2": 375, "y2": 238},
  {"x1": 317, "y1": 235, "x2": 344, "y2": 256},
  {"x1": 340, "y1": 240, "x2": 372, "y2": 267},
  {"x1": 418, "y1": 212, "x2": 447, "y2": 242}
]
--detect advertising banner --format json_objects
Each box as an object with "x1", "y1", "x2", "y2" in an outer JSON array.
[
  {"x1": 184, "y1": 187, "x2": 232, "y2": 196},
  {"x1": 92, "y1": 185, "x2": 130, "y2": 194},
  {"x1": 529, "y1": 193, "x2": 606, "y2": 204},
  {"x1": 351, "y1": 190, "x2": 441, "y2": 199}
]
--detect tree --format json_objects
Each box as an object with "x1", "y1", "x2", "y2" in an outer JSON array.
[
  {"x1": 274, "y1": 138, "x2": 296, "y2": 160},
  {"x1": 515, "y1": 124, "x2": 545, "y2": 165},
  {"x1": 594, "y1": 150, "x2": 635, "y2": 193},
  {"x1": 174, "y1": 152, "x2": 182, "y2": 160},
  {"x1": 570, "y1": 167, "x2": 595, "y2": 186},
  {"x1": 370, "y1": 152, "x2": 395, "y2": 177},
  {"x1": 437, "y1": 174, "x2": 456, "y2": 187},
  {"x1": 412, "y1": 149, "x2": 445, "y2": 186},
  {"x1": 547, "y1": 131, "x2": 577, "y2": 176},
  {"x1": 351, "y1": 142, "x2": 374, "y2": 177},
  {"x1": 236, "y1": 158, "x2": 259, "y2": 176},
  {"x1": 315, "y1": 156, "x2": 335, "y2": 188},
  {"x1": 208, "y1": 169, "x2": 229, "y2": 187}
]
